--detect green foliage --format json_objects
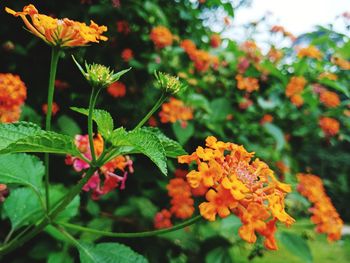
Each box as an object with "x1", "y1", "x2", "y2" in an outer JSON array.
[
  {"x1": 78, "y1": 242, "x2": 148, "y2": 263},
  {"x1": 71, "y1": 107, "x2": 114, "y2": 139},
  {"x1": 0, "y1": 122, "x2": 79, "y2": 156},
  {"x1": 110, "y1": 128, "x2": 167, "y2": 175},
  {"x1": 277, "y1": 232, "x2": 313, "y2": 263}
]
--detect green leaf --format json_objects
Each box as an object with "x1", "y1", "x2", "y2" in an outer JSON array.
[
  {"x1": 142, "y1": 127, "x2": 187, "y2": 158},
  {"x1": 205, "y1": 247, "x2": 233, "y2": 263},
  {"x1": 263, "y1": 123, "x2": 285, "y2": 151},
  {"x1": 278, "y1": 232, "x2": 313, "y2": 263},
  {"x1": 0, "y1": 122, "x2": 79, "y2": 156},
  {"x1": 80, "y1": 218, "x2": 113, "y2": 242},
  {"x1": 0, "y1": 122, "x2": 43, "y2": 150},
  {"x1": 209, "y1": 98, "x2": 232, "y2": 121},
  {"x1": 110, "y1": 128, "x2": 167, "y2": 175},
  {"x1": 71, "y1": 107, "x2": 114, "y2": 139},
  {"x1": 3, "y1": 185, "x2": 80, "y2": 231},
  {"x1": 0, "y1": 153, "x2": 44, "y2": 194},
  {"x1": 186, "y1": 94, "x2": 211, "y2": 112},
  {"x1": 78, "y1": 242, "x2": 148, "y2": 263},
  {"x1": 172, "y1": 121, "x2": 194, "y2": 145},
  {"x1": 56, "y1": 115, "x2": 82, "y2": 136},
  {"x1": 3, "y1": 188, "x2": 43, "y2": 230},
  {"x1": 47, "y1": 251, "x2": 74, "y2": 263}
]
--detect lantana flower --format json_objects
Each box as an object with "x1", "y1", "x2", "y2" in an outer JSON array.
[{"x1": 6, "y1": 4, "x2": 107, "y2": 48}]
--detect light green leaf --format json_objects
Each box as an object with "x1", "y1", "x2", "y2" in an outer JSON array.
[
  {"x1": 172, "y1": 121, "x2": 194, "y2": 145},
  {"x1": 71, "y1": 107, "x2": 114, "y2": 139},
  {"x1": 57, "y1": 115, "x2": 82, "y2": 136},
  {"x1": 278, "y1": 232, "x2": 313, "y2": 263},
  {"x1": 209, "y1": 98, "x2": 232, "y2": 121},
  {"x1": 110, "y1": 128, "x2": 167, "y2": 175},
  {"x1": 142, "y1": 127, "x2": 187, "y2": 158},
  {"x1": 263, "y1": 123, "x2": 285, "y2": 151},
  {"x1": 0, "y1": 122, "x2": 43, "y2": 150},
  {"x1": 186, "y1": 94, "x2": 211, "y2": 112},
  {"x1": 205, "y1": 247, "x2": 233, "y2": 263},
  {"x1": 0, "y1": 122, "x2": 79, "y2": 156},
  {"x1": 3, "y1": 185, "x2": 80, "y2": 231},
  {"x1": 0, "y1": 153, "x2": 44, "y2": 193},
  {"x1": 3, "y1": 188, "x2": 43, "y2": 230},
  {"x1": 78, "y1": 242, "x2": 148, "y2": 263}
]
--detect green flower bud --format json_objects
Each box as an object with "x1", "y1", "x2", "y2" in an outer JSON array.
[
  {"x1": 154, "y1": 71, "x2": 187, "y2": 95},
  {"x1": 72, "y1": 55, "x2": 130, "y2": 89}
]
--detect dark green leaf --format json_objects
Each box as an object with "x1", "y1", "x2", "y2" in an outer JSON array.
[{"x1": 172, "y1": 121, "x2": 194, "y2": 145}]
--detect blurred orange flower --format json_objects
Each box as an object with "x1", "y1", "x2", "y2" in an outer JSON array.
[
  {"x1": 297, "y1": 173, "x2": 343, "y2": 241},
  {"x1": 285, "y1": 76, "x2": 306, "y2": 107},
  {"x1": 236, "y1": 74, "x2": 259, "y2": 93},
  {"x1": 297, "y1": 46, "x2": 323, "y2": 60},
  {"x1": 0, "y1": 73, "x2": 27, "y2": 123},
  {"x1": 319, "y1": 90, "x2": 340, "y2": 108},
  {"x1": 42, "y1": 102, "x2": 60, "y2": 116},
  {"x1": 331, "y1": 56, "x2": 350, "y2": 70},
  {"x1": 319, "y1": 72, "x2": 338, "y2": 81},
  {"x1": 319, "y1": 117, "x2": 340, "y2": 137},
  {"x1": 210, "y1": 34, "x2": 221, "y2": 48},
  {"x1": 121, "y1": 48, "x2": 133, "y2": 62},
  {"x1": 154, "y1": 209, "x2": 173, "y2": 229},
  {"x1": 107, "y1": 81, "x2": 126, "y2": 98},
  {"x1": 150, "y1": 26, "x2": 173, "y2": 48},
  {"x1": 6, "y1": 4, "x2": 107, "y2": 48},
  {"x1": 167, "y1": 178, "x2": 194, "y2": 219},
  {"x1": 260, "y1": 114, "x2": 273, "y2": 125},
  {"x1": 159, "y1": 97, "x2": 193, "y2": 127}
]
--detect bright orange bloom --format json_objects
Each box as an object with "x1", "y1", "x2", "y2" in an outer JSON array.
[
  {"x1": 6, "y1": 4, "x2": 107, "y2": 47},
  {"x1": 0, "y1": 73, "x2": 27, "y2": 123},
  {"x1": 167, "y1": 178, "x2": 194, "y2": 219},
  {"x1": 319, "y1": 90, "x2": 340, "y2": 108},
  {"x1": 154, "y1": 209, "x2": 173, "y2": 229},
  {"x1": 192, "y1": 49, "x2": 212, "y2": 72},
  {"x1": 180, "y1": 39, "x2": 197, "y2": 55},
  {"x1": 290, "y1": 94, "x2": 304, "y2": 107},
  {"x1": 319, "y1": 72, "x2": 338, "y2": 81},
  {"x1": 236, "y1": 74, "x2": 259, "y2": 93},
  {"x1": 297, "y1": 46, "x2": 323, "y2": 60},
  {"x1": 260, "y1": 114, "x2": 273, "y2": 125},
  {"x1": 331, "y1": 56, "x2": 350, "y2": 70},
  {"x1": 159, "y1": 97, "x2": 193, "y2": 127},
  {"x1": 150, "y1": 26, "x2": 173, "y2": 48},
  {"x1": 178, "y1": 136, "x2": 294, "y2": 250},
  {"x1": 107, "y1": 81, "x2": 126, "y2": 98},
  {"x1": 42, "y1": 102, "x2": 60, "y2": 116},
  {"x1": 297, "y1": 173, "x2": 343, "y2": 241},
  {"x1": 210, "y1": 34, "x2": 221, "y2": 48},
  {"x1": 267, "y1": 47, "x2": 284, "y2": 63},
  {"x1": 319, "y1": 117, "x2": 340, "y2": 137},
  {"x1": 121, "y1": 48, "x2": 133, "y2": 62},
  {"x1": 285, "y1": 76, "x2": 306, "y2": 107}
]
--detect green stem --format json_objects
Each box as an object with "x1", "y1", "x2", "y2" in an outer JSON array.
[
  {"x1": 88, "y1": 88, "x2": 100, "y2": 163},
  {"x1": 0, "y1": 166, "x2": 97, "y2": 256},
  {"x1": 54, "y1": 226, "x2": 85, "y2": 252},
  {"x1": 44, "y1": 47, "x2": 61, "y2": 212},
  {"x1": 133, "y1": 92, "x2": 167, "y2": 130},
  {"x1": 57, "y1": 215, "x2": 202, "y2": 238}
]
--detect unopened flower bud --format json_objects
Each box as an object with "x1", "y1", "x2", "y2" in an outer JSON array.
[{"x1": 154, "y1": 71, "x2": 186, "y2": 95}]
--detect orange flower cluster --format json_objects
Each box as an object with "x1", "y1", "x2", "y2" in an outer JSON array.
[
  {"x1": 210, "y1": 34, "x2": 221, "y2": 48},
  {"x1": 154, "y1": 209, "x2": 172, "y2": 229},
  {"x1": 121, "y1": 48, "x2": 133, "y2": 62},
  {"x1": 240, "y1": 40, "x2": 262, "y2": 63},
  {"x1": 167, "y1": 178, "x2": 195, "y2": 219},
  {"x1": 236, "y1": 74, "x2": 259, "y2": 93},
  {"x1": 331, "y1": 56, "x2": 350, "y2": 70},
  {"x1": 319, "y1": 72, "x2": 338, "y2": 81},
  {"x1": 150, "y1": 26, "x2": 173, "y2": 48},
  {"x1": 0, "y1": 184, "x2": 9, "y2": 203},
  {"x1": 260, "y1": 114, "x2": 273, "y2": 125},
  {"x1": 297, "y1": 173, "x2": 343, "y2": 241},
  {"x1": 42, "y1": 102, "x2": 60, "y2": 116},
  {"x1": 319, "y1": 90, "x2": 340, "y2": 108},
  {"x1": 6, "y1": 4, "x2": 107, "y2": 48},
  {"x1": 180, "y1": 39, "x2": 219, "y2": 72},
  {"x1": 319, "y1": 117, "x2": 340, "y2": 137},
  {"x1": 285, "y1": 76, "x2": 307, "y2": 107},
  {"x1": 0, "y1": 73, "x2": 27, "y2": 123},
  {"x1": 107, "y1": 81, "x2": 126, "y2": 98},
  {"x1": 267, "y1": 47, "x2": 284, "y2": 63},
  {"x1": 297, "y1": 46, "x2": 323, "y2": 60},
  {"x1": 178, "y1": 136, "x2": 295, "y2": 250},
  {"x1": 159, "y1": 97, "x2": 193, "y2": 127},
  {"x1": 275, "y1": 161, "x2": 289, "y2": 176}
]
